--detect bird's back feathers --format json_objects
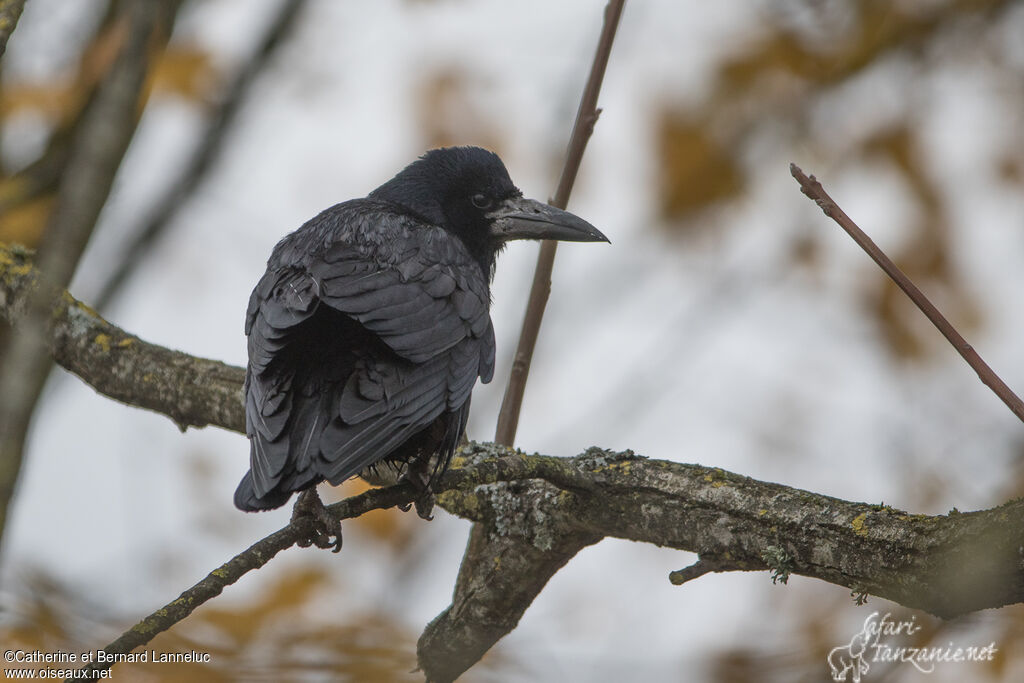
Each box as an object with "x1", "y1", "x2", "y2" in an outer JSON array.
[{"x1": 236, "y1": 201, "x2": 495, "y2": 510}]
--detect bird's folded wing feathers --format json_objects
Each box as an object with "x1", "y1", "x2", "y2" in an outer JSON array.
[
  {"x1": 309, "y1": 240, "x2": 490, "y2": 364},
  {"x1": 244, "y1": 223, "x2": 496, "y2": 493}
]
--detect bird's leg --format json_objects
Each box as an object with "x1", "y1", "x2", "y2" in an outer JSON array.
[
  {"x1": 291, "y1": 488, "x2": 343, "y2": 553},
  {"x1": 397, "y1": 453, "x2": 435, "y2": 521}
]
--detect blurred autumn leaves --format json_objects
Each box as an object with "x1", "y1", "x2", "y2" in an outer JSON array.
[
  {"x1": 0, "y1": 568, "x2": 423, "y2": 682},
  {"x1": 0, "y1": 6, "x2": 217, "y2": 248},
  {"x1": 657, "y1": 0, "x2": 1021, "y2": 362}
]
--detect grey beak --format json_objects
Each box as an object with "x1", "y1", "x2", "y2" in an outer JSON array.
[{"x1": 488, "y1": 197, "x2": 609, "y2": 243}]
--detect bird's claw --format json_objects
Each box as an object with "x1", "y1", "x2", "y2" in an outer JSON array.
[
  {"x1": 414, "y1": 492, "x2": 435, "y2": 521},
  {"x1": 398, "y1": 458, "x2": 435, "y2": 520},
  {"x1": 397, "y1": 491, "x2": 434, "y2": 520},
  {"x1": 291, "y1": 489, "x2": 343, "y2": 553}
]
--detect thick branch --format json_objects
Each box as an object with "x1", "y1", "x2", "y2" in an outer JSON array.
[
  {"x1": 73, "y1": 443, "x2": 1024, "y2": 681},
  {"x1": 420, "y1": 481, "x2": 601, "y2": 682},
  {"x1": 5, "y1": 244, "x2": 1021, "y2": 678},
  {"x1": 0, "y1": 243, "x2": 246, "y2": 433},
  {"x1": 414, "y1": 445, "x2": 1024, "y2": 679}
]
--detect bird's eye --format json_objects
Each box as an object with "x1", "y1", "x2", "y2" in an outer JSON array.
[{"x1": 471, "y1": 193, "x2": 492, "y2": 210}]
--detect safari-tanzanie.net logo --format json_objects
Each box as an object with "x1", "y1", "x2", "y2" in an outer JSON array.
[{"x1": 827, "y1": 611, "x2": 997, "y2": 681}]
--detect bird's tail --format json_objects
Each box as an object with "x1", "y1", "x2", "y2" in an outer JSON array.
[{"x1": 233, "y1": 471, "x2": 293, "y2": 511}]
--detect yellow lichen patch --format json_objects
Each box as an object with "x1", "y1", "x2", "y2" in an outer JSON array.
[
  {"x1": 0, "y1": 245, "x2": 35, "y2": 281},
  {"x1": 851, "y1": 512, "x2": 869, "y2": 537},
  {"x1": 71, "y1": 297, "x2": 101, "y2": 319},
  {"x1": 8, "y1": 259, "x2": 33, "y2": 279},
  {"x1": 93, "y1": 331, "x2": 132, "y2": 353},
  {"x1": 898, "y1": 513, "x2": 928, "y2": 522},
  {"x1": 703, "y1": 468, "x2": 728, "y2": 487},
  {"x1": 758, "y1": 509, "x2": 768, "y2": 516},
  {"x1": 606, "y1": 460, "x2": 633, "y2": 476}
]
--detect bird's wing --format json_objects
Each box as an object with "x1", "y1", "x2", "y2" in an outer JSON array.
[
  {"x1": 309, "y1": 234, "x2": 492, "y2": 366},
  {"x1": 307, "y1": 229, "x2": 494, "y2": 481},
  {"x1": 244, "y1": 217, "x2": 495, "y2": 495},
  {"x1": 243, "y1": 266, "x2": 322, "y2": 495}
]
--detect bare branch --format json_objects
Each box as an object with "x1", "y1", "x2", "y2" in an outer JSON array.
[
  {"x1": 669, "y1": 556, "x2": 728, "y2": 586},
  {"x1": 790, "y1": 163, "x2": 1024, "y2": 425},
  {"x1": 494, "y1": 0, "x2": 625, "y2": 445}
]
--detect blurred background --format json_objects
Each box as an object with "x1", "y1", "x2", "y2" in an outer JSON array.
[{"x1": 1, "y1": 0, "x2": 1023, "y2": 680}]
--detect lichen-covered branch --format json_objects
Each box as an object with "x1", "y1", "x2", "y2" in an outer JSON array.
[
  {"x1": 71, "y1": 442, "x2": 1024, "y2": 681},
  {"x1": 0, "y1": 243, "x2": 246, "y2": 433},
  {"x1": 4, "y1": 244, "x2": 1022, "y2": 680},
  {"x1": 420, "y1": 481, "x2": 601, "y2": 683},
  {"x1": 415, "y1": 444, "x2": 1024, "y2": 680}
]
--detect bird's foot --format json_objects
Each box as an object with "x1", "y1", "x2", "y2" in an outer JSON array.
[
  {"x1": 397, "y1": 492, "x2": 435, "y2": 521},
  {"x1": 397, "y1": 462, "x2": 435, "y2": 521},
  {"x1": 291, "y1": 488, "x2": 342, "y2": 553},
  {"x1": 413, "y1": 491, "x2": 435, "y2": 521}
]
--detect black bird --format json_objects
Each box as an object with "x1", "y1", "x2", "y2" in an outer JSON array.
[{"x1": 234, "y1": 146, "x2": 607, "y2": 548}]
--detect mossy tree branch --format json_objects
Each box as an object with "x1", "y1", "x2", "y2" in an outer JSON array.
[
  {"x1": 0, "y1": 243, "x2": 245, "y2": 433},
  {"x1": 1, "y1": 246, "x2": 1020, "y2": 681},
  {"x1": 73, "y1": 443, "x2": 1024, "y2": 681}
]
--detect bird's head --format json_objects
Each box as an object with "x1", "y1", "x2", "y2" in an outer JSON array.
[{"x1": 369, "y1": 146, "x2": 608, "y2": 277}]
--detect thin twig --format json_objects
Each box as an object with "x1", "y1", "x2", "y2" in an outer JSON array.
[
  {"x1": 75, "y1": 482, "x2": 418, "y2": 681},
  {"x1": 669, "y1": 556, "x2": 729, "y2": 585},
  {"x1": 95, "y1": 0, "x2": 308, "y2": 311},
  {"x1": 73, "y1": 450, "x2": 603, "y2": 680},
  {"x1": 494, "y1": 0, "x2": 625, "y2": 445},
  {"x1": 790, "y1": 163, "x2": 1024, "y2": 425}
]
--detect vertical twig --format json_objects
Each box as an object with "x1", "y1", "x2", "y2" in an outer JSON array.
[
  {"x1": 790, "y1": 163, "x2": 1024, "y2": 425},
  {"x1": 494, "y1": 0, "x2": 625, "y2": 446}
]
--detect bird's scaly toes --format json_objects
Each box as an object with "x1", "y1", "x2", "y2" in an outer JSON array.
[{"x1": 291, "y1": 489, "x2": 343, "y2": 553}]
